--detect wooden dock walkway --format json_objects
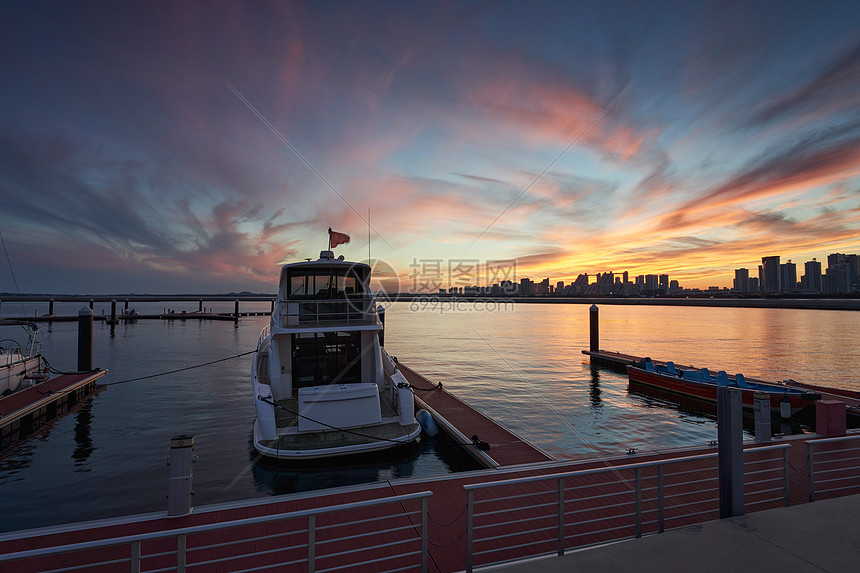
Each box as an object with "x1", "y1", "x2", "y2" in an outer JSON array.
[
  {"x1": 398, "y1": 363, "x2": 554, "y2": 468},
  {"x1": 0, "y1": 370, "x2": 107, "y2": 448}
]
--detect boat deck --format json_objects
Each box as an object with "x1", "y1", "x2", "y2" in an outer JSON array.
[
  {"x1": 260, "y1": 387, "x2": 417, "y2": 452},
  {"x1": 259, "y1": 420, "x2": 421, "y2": 451}
]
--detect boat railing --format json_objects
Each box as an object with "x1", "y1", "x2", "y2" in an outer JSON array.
[
  {"x1": 0, "y1": 490, "x2": 433, "y2": 573},
  {"x1": 278, "y1": 295, "x2": 378, "y2": 328},
  {"x1": 806, "y1": 434, "x2": 860, "y2": 502},
  {"x1": 462, "y1": 443, "x2": 791, "y2": 572},
  {"x1": 258, "y1": 324, "x2": 271, "y2": 346}
]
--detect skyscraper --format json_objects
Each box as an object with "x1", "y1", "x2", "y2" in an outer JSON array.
[
  {"x1": 780, "y1": 261, "x2": 797, "y2": 293},
  {"x1": 733, "y1": 268, "x2": 749, "y2": 292},
  {"x1": 803, "y1": 259, "x2": 822, "y2": 293},
  {"x1": 761, "y1": 256, "x2": 781, "y2": 294}
]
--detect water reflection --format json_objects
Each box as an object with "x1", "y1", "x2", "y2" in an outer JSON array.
[
  {"x1": 72, "y1": 399, "x2": 95, "y2": 468},
  {"x1": 589, "y1": 366, "x2": 602, "y2": 409}
]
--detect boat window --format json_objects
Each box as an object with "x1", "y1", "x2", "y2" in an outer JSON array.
[
  {"x1": 287, "y1": 268, "x2": 365, "y2": 300},
  {"x1": 292, "y1": 331, "x2": 361, "y2": 387}
]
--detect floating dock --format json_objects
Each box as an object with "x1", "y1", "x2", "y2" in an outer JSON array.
[
  {"x1": 398, "y1": 363, "x2": 554, "y2": 468},
  {"x1": 0, "y1": 370, "x2": 107, "y2": 447}
]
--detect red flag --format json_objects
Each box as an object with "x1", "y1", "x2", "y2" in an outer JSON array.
[{"x1": 329, "y1": 229, "x2": 350, "y2": 248}]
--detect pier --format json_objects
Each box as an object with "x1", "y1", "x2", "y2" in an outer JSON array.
[
  {"x1": 0, "y1": 295, "x2": 274, "y2": 323},
  {"x1": 399, "y1": 363, "x2": 554, "y2": 468},
  {"x1": 0, "y1": 355, "x2": 858, "y2": 571},
  {"x1": 1, "y1": 431, "x2": 857, "y2": 572},
  {"x1": 0, "y1": 370, "x2": 107, "y2": 447}
]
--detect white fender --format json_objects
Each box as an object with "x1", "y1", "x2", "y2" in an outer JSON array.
[{"x1": 416, "y1": 409, "x2": 438, "y2": 437}]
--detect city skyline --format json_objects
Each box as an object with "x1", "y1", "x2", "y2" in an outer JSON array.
[{"x1": 1, "y1": 2, "x2": 859, "y2": 295}]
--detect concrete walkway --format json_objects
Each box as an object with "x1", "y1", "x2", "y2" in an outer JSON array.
[{"x1": 496, "y1": 494, "x2": 860, "y2": 572}]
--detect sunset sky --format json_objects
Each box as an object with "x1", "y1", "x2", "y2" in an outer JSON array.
[{"x1": 1, "y1": 1, "x2": 859, "y2": 294}]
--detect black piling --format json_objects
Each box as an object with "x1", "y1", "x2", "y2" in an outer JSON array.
[
  {"x1": 77, "y1": 306, "x2": 93, "y2": 372},
  {"x1": 717, "y1": 386, "x2": 744, "y2": 518},
  {"x1": 49, "y1": 299, "x2": 54, "y2": 315},
  {"x1": 589, "y1": 304, "x2": 599, "y2": 352},
  {"x1": 198, "y1": 299, "x2": 203, "y2": 312},
  {"x1": 378, "y1": 304, "x2": 386, "y2": 346},
  {"x1": 234, "y1": 299, "x2": 239, "y2": 323},
  {"x1": 124, "y1": 299, "x2": 129, "y2": 311},
  {"x1": 109, "y1": 299, "x2": 117, "y2": 325},
  {"x1": 88, "y1": 298, "x2": 94, "y2": 310}
]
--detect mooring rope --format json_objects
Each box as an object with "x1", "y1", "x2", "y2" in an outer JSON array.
[{"x1": 101, "y1": 350, "x2": 257, "y2": 386}]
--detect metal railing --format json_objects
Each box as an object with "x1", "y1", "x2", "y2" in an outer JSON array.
[
  {"x1": 807, "y1": 434, "x2": 860, "y2": 502},
  {"x1": 0, "y1": 491, "x2": 432, "y2": 573},
  {"x1": 279, "y1": 296, "x2": 378, "y2": 328},
  {"x1": 463, "y1": 444, "x2": 789, "y2": 572}
]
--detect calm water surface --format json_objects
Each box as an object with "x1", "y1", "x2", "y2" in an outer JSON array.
[{"x1": 1, "y1": 302, "x2": 858, "y2": 533}]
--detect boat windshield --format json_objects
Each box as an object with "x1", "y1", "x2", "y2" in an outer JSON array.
[{"x1": 288, "y1": 267, "x2": 366, "y2": 300}]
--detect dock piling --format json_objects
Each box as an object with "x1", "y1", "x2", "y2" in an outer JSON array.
[
  {"x1": 378, "y1": 305, "x2": 385, "y2": 346},
  {"x1": 589, "y1": 304, "x2": 599, "y2": 352},
  {"x1": 167, "y1": 435, "x2": 195, "y2": 517},
  {"x1": 717, "y1": 387, "x2": 744, "y2": 518},
  {"x1": 77, "y1": 306, "x2": 93, "y2": 372},
  {"x1": 234, "y1": 299, "x2": 239, "y2": 323},
  {"x1": 49, "y1": 299, "x2": 54, "y2": 315},
  {"x1": 109, "y1": 299, "x2": 117, "y2": 326}
]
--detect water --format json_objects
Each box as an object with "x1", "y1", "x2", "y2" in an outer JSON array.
[{"x1": 1, "y1": 302, "x2": 858, "y2": 533}]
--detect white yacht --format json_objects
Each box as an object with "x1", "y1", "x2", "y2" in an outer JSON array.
[
  {"x1": 1, "y1": 321, "x2": 48, "y2": 396},
  {"x1": 251, "y1": 250, "x2": 420, "y2": 460}
]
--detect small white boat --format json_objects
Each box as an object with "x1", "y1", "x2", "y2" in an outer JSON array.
[
  {"x1": 251, "y1": 249, "x2": 420, "y2": 460},
  {"x1": 1, "y1": 321, "x2": 48, "y2": 396}
]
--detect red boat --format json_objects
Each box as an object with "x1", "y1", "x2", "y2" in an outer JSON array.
[{"x1": 626, "y1": 359, "x2": 821, "y2": 416}]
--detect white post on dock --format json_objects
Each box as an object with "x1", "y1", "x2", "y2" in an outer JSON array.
[
  {"x1": 754, "y1": 392, "x2": 771, "y2": 443},
  {"x1": 717, "y1": 387, "x2": 744, "y2": 518},
  {"x1": 167, "y1": 435, "x2": 195, "y2": 517}
]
